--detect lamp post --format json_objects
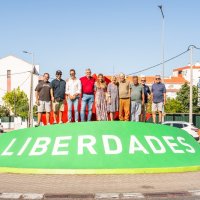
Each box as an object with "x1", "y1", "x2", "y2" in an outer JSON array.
[
  {"x1": 188, "y1": 46, "x2": 194, "y2": 123},
  {"x1": 158, "y1": 5, "x2": 165, "y2": 83},
  {"x1": 23, "y1": 51, "x2": 34, "y2": 127}
]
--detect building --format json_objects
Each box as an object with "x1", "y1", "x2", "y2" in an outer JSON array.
[
  {"x1": 0, "y1": 55, "x2": 39, "y2": 105},
  {"x1": 173, "y1": 63, "x2": 200, "y2": 85}
]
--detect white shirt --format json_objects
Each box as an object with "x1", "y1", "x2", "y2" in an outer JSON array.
[{"x1": 66, "y1": 78, "x2": 81, "y2": 96}]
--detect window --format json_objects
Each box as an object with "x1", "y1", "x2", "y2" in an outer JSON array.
[
  {"x1": 172, "y1": 123, "x2": 183, "y2": 128},
  {"x1": 7, "y1": 70, "x2": 11, "y2": 78}
]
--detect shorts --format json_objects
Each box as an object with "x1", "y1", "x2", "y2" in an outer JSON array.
[
  {"x1": 52, "y1": 100, "x2": 64, "y2": 112},
  {"x1": 37, "y1": 101, "x2": 51, "y2": 113},
  {"x1": 152, "y1": 102, "x2": 164, "y2": 112}
]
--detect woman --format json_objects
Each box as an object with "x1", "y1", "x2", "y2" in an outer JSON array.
[
  {"x1": 95, "y1": 74, "x2": 107, "y2": 121},
  {"x1": 107, "y1": 76, "x2": 119, "y2": 121}
]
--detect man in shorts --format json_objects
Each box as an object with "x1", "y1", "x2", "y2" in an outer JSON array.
[
  {"x1": 151, "y1": 75, "x2": 166, "y2": 123},
  {"x1": 35, "y1": 73, "x2": 52, "y2": 127},
  {"x1": 51, "y1": 70, "x2": 66, "y2": 124}
]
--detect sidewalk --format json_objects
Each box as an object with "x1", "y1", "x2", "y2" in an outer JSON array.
[{"x1": 0, "y1": 172, "x2": 199, "y2": 194}]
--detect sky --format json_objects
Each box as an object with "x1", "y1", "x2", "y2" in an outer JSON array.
[{"x1": 0, "y1": 0, "x2": 200, "y2": 79}]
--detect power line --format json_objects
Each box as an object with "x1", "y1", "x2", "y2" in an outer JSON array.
[
  {"x1": 127, "y1": 45, "x2": 200, "y2": 76},
  {"x1": 0, "y1": 70, "x2": 31, "y2": 77},
  {"x1": 127, "y1": 49, "x2": 189, "y2": 76},
  {"x1": 19, "y1": 74, "x2": 31, "y2": 87}
]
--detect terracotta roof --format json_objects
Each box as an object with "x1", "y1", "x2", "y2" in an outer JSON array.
[
  {"x1": 166, "y1": 89, "x2": 179, "y2": 92},
  {"x1": 173, "y1": 65, "x2": 200, "y2": 71}
]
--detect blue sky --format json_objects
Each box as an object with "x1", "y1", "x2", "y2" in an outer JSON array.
[{"x1": 0, "y1": 0, "x2": 200, "y2": 79}]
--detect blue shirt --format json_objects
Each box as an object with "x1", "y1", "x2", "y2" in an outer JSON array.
[
  {"x1": 151, "y1": 83, "x2": 166, "y2": 103},
  {"x1": 51, "y1": 79, "x2": 66, "y2": 100}
]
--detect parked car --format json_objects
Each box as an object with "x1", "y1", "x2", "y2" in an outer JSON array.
[
  {"x1": 0, "y1": 123, "x2": 3, "y2": 133},
  {"x1": 162, "y1": 121, "x2": 199, "y2": 141}
]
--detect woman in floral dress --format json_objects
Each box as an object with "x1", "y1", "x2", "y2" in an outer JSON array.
[
  {"x1": 107, "y1": 76, "x2": 119, "y2": 121},
  {"x1": 95, "y1": 74, "x2": 107, "y2": 121}
]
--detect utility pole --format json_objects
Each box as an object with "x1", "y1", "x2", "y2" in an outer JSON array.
[
  {"x1": 189, "y1": 46, "x2": 193, "y2": 123},
  {"x1": 158, "y1": 5, "x2": 165, "y2": 83},
  {"x1": 23, "y1": 51, "x2": 34, "y2": 127}
]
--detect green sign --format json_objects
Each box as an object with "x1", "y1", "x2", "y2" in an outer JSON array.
[{"x1": 0, "y1": 121, "x2": 200, "y2": 174}]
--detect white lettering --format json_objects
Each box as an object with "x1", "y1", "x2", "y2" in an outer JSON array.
[
  {"x1": 163, "y1": 136, "x2": 184, "y2": 153},
  {"x1": 52, "y1": 136, "x2": 72, "y2": 155},
  {"x1": 17, "y1": 138, "x2": 32, "y2": 156},
  {"x1": 102, "y1": 135, "x2": 122, "y2": 154},
  {"x1": 177, "y1": 137, "x2": 195, "y2": 153},
  {"x1": 1, "y1": 138, "x2": 16, "y2": 156},
  {"x1": 145, "y1": 136, "x2": 166, "y2": 154},
  {"x1": 78, "y1": 135, "x2": 97, "y2": 155},
  {"x1": 129, "y1": 136, "x2": 149, "y2": 154},
  {"x1": 29, "y1": 137, "x2": 51, "y2": 156}
]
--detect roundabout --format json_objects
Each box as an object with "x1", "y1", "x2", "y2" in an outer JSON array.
[{"x1": 0, "y1": 121, "x2": 199, "y2": 174}]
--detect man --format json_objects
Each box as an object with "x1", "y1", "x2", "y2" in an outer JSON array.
[
  {"x1": 140, "y1": 76, "x2": 151, "y2": 122},
  {"x1": 51, "y1": 70, "x2": 66, "y2": 124},
  {"x1": 130, "y1": 76, "x2": 144, "y2": 122},
  {"x1": 151, "y1": 75, "x2": 166, "y2": 123},
  {"x1": 35, "y1": 73, "x2": 52, "y2": 127},
  {"x1": 66, "y1": 69, "x2": 81, "y2": 122},
  {"x1": 118, "y1": 73, "x2": 130, "y2": 121},
  {"x1": 80, "y1": 68, "x2": 95, "y2": 122}
]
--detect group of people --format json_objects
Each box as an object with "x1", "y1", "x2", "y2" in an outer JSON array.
[{"x1": 35, "y1": 68, "x2": 166, "y2": 127}]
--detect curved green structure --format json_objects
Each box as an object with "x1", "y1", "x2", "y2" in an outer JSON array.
[{"x1": 0, "y1": 121, "x2": 200, "y2": 174}]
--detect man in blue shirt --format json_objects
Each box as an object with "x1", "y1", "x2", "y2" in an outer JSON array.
[
  {"x1": 50, "y1": 70, "x2": 66, "y2": 124},
  {"x1": 151, "y1": 75, "x2": 166, "y2": 123}
]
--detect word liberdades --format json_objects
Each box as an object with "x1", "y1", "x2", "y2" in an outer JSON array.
[{"x1": 0, "y1": 134, "x2": 195, "y2": 157}]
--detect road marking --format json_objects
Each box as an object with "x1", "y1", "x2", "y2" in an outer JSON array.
[
  {"x1": 95, "y1": 193, "x2": 119, "y2": 199},
  {"x1": 0, "y1": 193, "x2": 22, "y2": 199},
  {"x1": 122, "y1": 193, "x2": 144, "y2": 199},
  {"x1": 188, "y1": 190, "x2": 200, "y2": 196},
  {"x1": 22, "y1": 193, "x2": 44, "y2": 199}
]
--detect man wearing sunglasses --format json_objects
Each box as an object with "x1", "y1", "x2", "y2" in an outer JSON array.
[
  {"x1": 140, "y1": 76, "x2": 151, "y2": 122},
  {"x1": 66, "y1": 69, "x2": 81, "y2": 122},
  {"x1": 151, "y1": 75, "x2": 166, "y2": 123},
  {"x1": 50, "y1": 70, "x2": 66, "y2": 124}
]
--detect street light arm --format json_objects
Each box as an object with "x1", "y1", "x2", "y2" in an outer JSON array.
[{"x1": 158, "y1": 5, "x2": 164, "y2": 19}]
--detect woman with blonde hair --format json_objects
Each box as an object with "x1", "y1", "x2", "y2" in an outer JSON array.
[
  {"x1": 107, "y1": 76, "x2": 119, "y2": 120},
  {"x1": 95, "y1": 74, "x2": 107, "y2": 121}
]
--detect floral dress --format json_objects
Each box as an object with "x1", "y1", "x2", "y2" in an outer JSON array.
[
  {"x1": 95, "y1": 83, "x2": 107, "y2": 121},
  {"x1": 107, "y1": 82, "x2": 119, "y2": 113}
]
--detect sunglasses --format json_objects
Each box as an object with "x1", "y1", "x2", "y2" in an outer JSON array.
[
  {"x1": 156, "y1": 78, "x2": 161, "y2": 80},
  {"x1": 141, "y1": 80, "x2": 146, "y2": 82},
  {"x1": 56, "y1": 73, "x2": 62, "y2": 76}
]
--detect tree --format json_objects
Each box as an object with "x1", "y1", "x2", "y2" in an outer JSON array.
[
  {"x1": 2, "y1": 87, "x2": 29, "y2": 118},
  {"x1": 176, "y1": 83, "x2": 200, "y2": 113},
  {"x1": 0, "y1": 105, "x2": 10, "y2": 117},
  {"x1": 165, "y1": 98, "x2": 183, "y2": 113}
]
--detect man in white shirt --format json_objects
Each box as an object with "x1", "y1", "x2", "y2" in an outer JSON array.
[{"x1": 66, "y1": 69, "x2": 81, "y2": 122}]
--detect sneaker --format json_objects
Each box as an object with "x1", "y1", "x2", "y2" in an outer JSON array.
[
  {"x1": 59, "y1": 121, "x2": 63, "y2": 124},
  {"x1": 53, "y1": 121, "x2": 57, "y2": 125},
  {"x1": 35, "y1": 123, "x2": 40, "y2": 127},
  {"x1": 47, "y1": 123, "x2": 51, "y2": 126},
  {"x1": 66, "y1": 121, "x2": 71, "y2": 123},
  {"x1": 75, "y1": 121, "x2": 79, "y2": 123}
]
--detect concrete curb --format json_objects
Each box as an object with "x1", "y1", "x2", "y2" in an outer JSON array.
[{"x1": 0, "y1": 190, "x2": 199, "y2": 199}]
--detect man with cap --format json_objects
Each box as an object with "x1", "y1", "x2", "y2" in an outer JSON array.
[{"x1": 50, "y1": 70, "x2": 66, "y2": 124}]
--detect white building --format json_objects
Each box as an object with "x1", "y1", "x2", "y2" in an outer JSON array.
[
  {"x1": 0, "y1": 55, "x2": 39, "y2": 105},
  {"x1": 173, "y1": 63, "x2": 200, "y2": 85}
]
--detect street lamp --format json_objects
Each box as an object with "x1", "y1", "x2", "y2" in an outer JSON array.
[
  {"x1": 158, "y1": 5, "x2": 165, "y2": 82},
  {"x1": 23, "y1": 51, "x2": 34, "y2": 128},
  {"x1": 188, "y1": 45, "x2": 194, "y2": 123}
]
